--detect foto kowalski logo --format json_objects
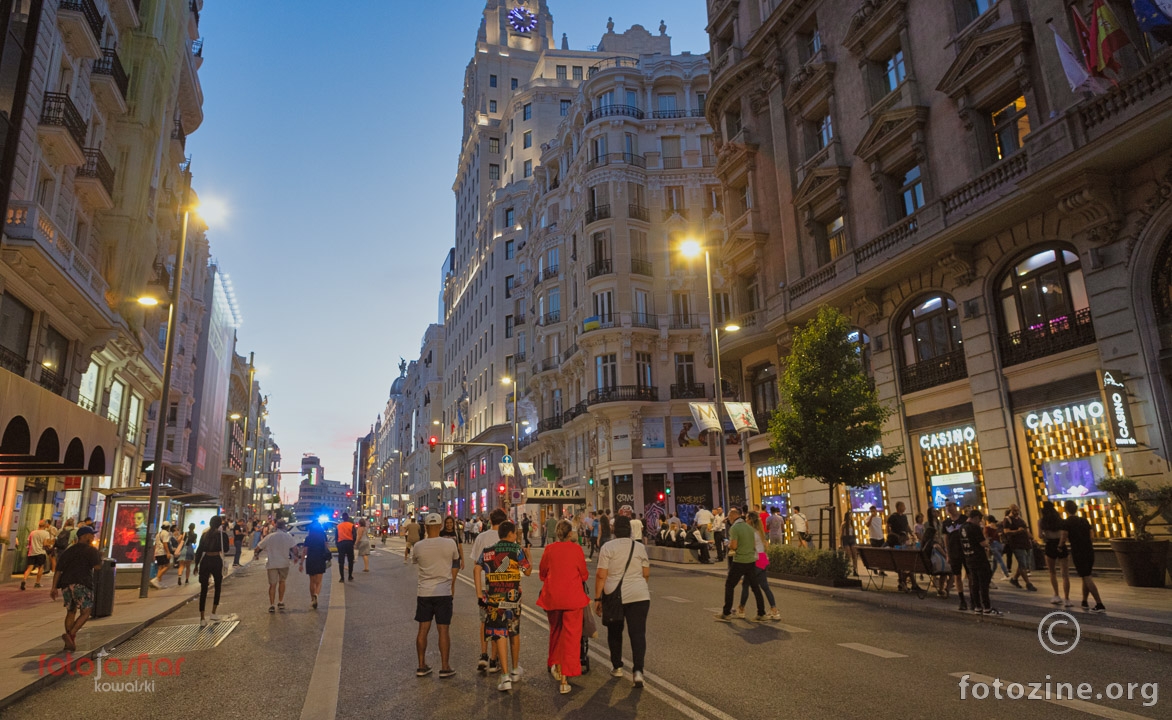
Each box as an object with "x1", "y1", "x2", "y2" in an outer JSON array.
[{"x1": 38, "y1": 648, "x2": 186, "y2": 693}]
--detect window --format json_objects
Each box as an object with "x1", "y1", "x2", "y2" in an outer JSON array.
[
  {"x1": 666, "y1": 185, "x2": 685, "y2": 212},
  {"x1": 818, "y1": 216, "x2": 847, "y2": 266},
  {"x1": 625, "y1": 89, "x2": 639, "y2": 109},
  {"x1": 505, "y1": 207, "x2": 515, "y2": 226},
  {"x1": 490, "y1": 74, "x2": 498, "y2": 88},
  {"x1": 523, "y1": 160, "x2": 533, "y2": 177},
  {"x1": 505, "y1": 240, "x2": 515, "y2": 259},
  {"x1": 636, "y1": 352, "x2": 653, "y2": 388},
  {"x1": 560, "y1": 99, "x2": 571, "y2": 116},
  {"x1": 572, "y1": 66, "x2": 583, "y2": 80},
  {"x1": 882, "y1": 49, "x2": 907, "y2": 93},
  {"x1": 598, "y1": 90, "x2": 615, "y2": 108},
  {"x1": 489, "y1": 137, "x2": 500, "y2": 153},
  {"x1": 489, "y1": 164, "x2": 500, "y2": 181},
  {"x1": 992, "y1": 96, "x2": 1030, "y2": 160},
  {"x1": 108, "y1": 380, "x2": 124, "y2": 424},
  {"x1": 506, "y1": 315, "x2": 514, "y2": 338},
  {"x1": 596, "y1": 354, "x2": 617, "y2": 389},
  {"x1": 696, "y1": 92, "x2": 707, "y2": 114},
  {"x1": 742, "y1": 274, "x2": 761, "y2": 312},
  {"x1": 848, "y1": 329, "x2": 873, "y2": 376},
  {"x1": 549, "y1": 288, "x2": 561, "y2": 314},
  {"x1": 899, "y1": 166, "x2": 925, "y2": 217},
  {"x1": 998, "y1": 248, "x2": 1088, "y2": 336},
  {"x1": 78, "y1": 362, "x2": 100, "y2": 410},
  {"x1": 167, "y1": 402, "x2": 179, "y2": 426},
  {"x1": 657, "y1": 94, "x2": 677, "y2": 112},
  {"x1": 523, "y1": 131, "x2": 532, "y2": 148},
  {"x1": 672, "y1": 292, "x2": 691, "y2": 321},
  {"x1": 523, "y1": 103, "x2": 532, "y2": 121},
  {"x1": 675, "y1": 353, "x2": 695, "y2": 386},
  {"x1": 900, "y1": 295, "x2": 963, "y2": 367},
  {"x1": 0, "y1": 292, "x2": 34, "y2": 366},
  {"x1": 714, "y1": 292, "x2": 732, "y2": 325},
  {"x1": 965, "y1": 0, "x2": 997, "y2": 23},
  {"x1": 806, "y1": 27, "x2": 823, "y2": 60},
  {"x1": 751, "y1": 364, "x2": 779, "y2": 417},
  {"x1": 505, "y1": 275, "x2": 515, "y2": 298},
  {"x1": 815, "y1": 113, "x2": 834, "y2": 150},
  {"x1": 556, "y1": 65, "x2": 567, "y2": 79},
  {"x1": 511, "y1": 78, "x2": 519, "y2": 90},
  {"x1": 593, "y1": 291, "x2": 614, "y2": 323},
  {"x1": 489, "y1": 100, "x2": 497, "y2": 113}
]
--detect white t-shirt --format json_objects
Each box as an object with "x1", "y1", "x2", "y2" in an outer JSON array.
[
  {"x1": 630, "y1": 518, "x2": 644, "y2": 541},
  {"x1": 792, "y1": 513, "x2": 808, "y2": 534},
  {"x1": 257, "y1": 529, "x2": 299, "y2": 569},
  {"x1": 412, "y1": 537, "x2": 460, "y2": 597},
  {"x1": 470, "y1": 528, "x2": 500, "y2": 565},
  {"x1": 868, "y1": 514, "x2": 885, "y2": 542},
  {"x1": 598, "y1": 538, "x2": 650, "y2": 603},
  {"x1": 27, "y1": 529, "x2": 50, "y2": 556},
  {"x1": 711, "y1": 513, "x2": 727, "y2": 532},
  {"x1": 154, "y1": 529, "x2": 171, "y2": 556},
  {"x1": 694, "y1": 508, "x2": 713, "y2": 528}
]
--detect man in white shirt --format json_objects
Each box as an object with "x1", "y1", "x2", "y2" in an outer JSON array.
[
  {"x1": 255, "y1": 519, "x2": 300, "y2": 613},
  {"x1": 711, "y1": 508, "x2": 728, "y2": 561},
  {"x1": 791, "y1": 507, "x2": 810, "y2": 548},
  {"x1": 693, "y1": 505, "x2": 714, "y2": 541},
  {"x1": 867, "y1": 505, "x2": 886, "y2": 547},
  {"x1": 149, "y1": 523, "x2": 173, "y2": 589},
  {"x1": 21, "y1": 520, "x2": 52, "y2": 590},
  {"x1": 412, "y1": 513, "x2": 460, "y2": 678},
  {"x1": 470, "y1": 508, "x2": 507, "y2": 673},
  {"x1": 630, "y1": 514, "x2": 644, "y2": 543}
]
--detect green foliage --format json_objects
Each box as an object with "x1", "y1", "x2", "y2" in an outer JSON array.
[
  {"x1": 769, "y1": 306, "x2": 902, "y2": 489},
  {"x1": 766, "y1": 543, "x2": 849, "y2": 581},
  {"x1": 1099, "y1": 476, "x2": 1172, "y2": 541}
]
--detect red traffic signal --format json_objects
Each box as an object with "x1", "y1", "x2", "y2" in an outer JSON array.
[
  {"x1": 428, "y1": 436, "x2": 439, "y2": 452},
  {"x1": 497, "y1": 483, "x2": 506, "y2": 494},
  {"x1": 657, "y1": 492, "x2": 665, "y2": 502},
  {"x1": 374, "y1": 510, "x2": 381, "y2": 516},
  {"x1": 346, "y1": 491, "x2": 352, "y2": 497}
]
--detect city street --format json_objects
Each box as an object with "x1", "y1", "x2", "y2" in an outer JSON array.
[{"x1": 4, "y1": 541, "x2": 1166, "y2": 719}]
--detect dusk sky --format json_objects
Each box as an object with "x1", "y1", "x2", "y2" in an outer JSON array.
[{"x1": 192, "y1": 1, "x2": 710, "y2": 502}]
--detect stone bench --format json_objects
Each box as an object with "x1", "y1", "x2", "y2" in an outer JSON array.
[{"x1": 645, "y1": 545, "x2": 702, "y2": 564}]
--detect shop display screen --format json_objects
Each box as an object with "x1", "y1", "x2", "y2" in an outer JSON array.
[
  {"x1": 849, "y1": 483, "x2": 885, "y2": 512},
  {"x1": 1043, "y1": 456, "x2": 1109, "y2": 500},
  {"x1": 930, "y1": 472, "x2": 980, "y2": 509},
  {"x1": 761, "y1": 494, "x2": 789, "y2": 516}
]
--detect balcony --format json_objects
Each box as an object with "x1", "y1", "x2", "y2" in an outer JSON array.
[
  {"x1": 669, "y1": 314, "x2": 704, "y2": 330},
  {"x1": 588, "y1": 385, "x2": 659, "y2": 404},
  {"x1": 562, "y1": 401, "x2": 589, "y2": 424},
  {"x1": 631, "y1": 257, "x2": 653, "y2": 277},
  {"x1": 999, "y1": 308, "x2": 1097, "y2": 368},
  {"x1": 586, "y1": 259, "x2": 613, "y2": 279},
  {"x1": 539, "y1": 311, "x2": 562, "y2": 326},
  {"x1": 651, "y1": 108, "x2": 706, "y2": 119},
  {"x1": 0, "y1": 345, "x2": 29, "y2": 377},
  {"x1": 588, "y1": 57, "x2": 639, "y2": 77},
  {"x1": 513, "y1": 313, "x2": 527, "y2": 326},
  {"x1": 899, "y1": 350, "x2": 968, "y2": 394},
  {"x1": 178, "y1": 36, "x2": 204, "y2": 132},
  {"x1": 702, "y1": 154, "x2": 716, "y2": 167},
  {"x1": 585, "y1": 205, "x2": 611, "y2": 225},
  {"x1": 38, "y1": 93, "x2": 87, "y2": 166},
  {"x1": 537, "y1": 416, "x2": 564, "y2": 433},
  {"x1": 109, "y1": 0, "x2": 140, "y2": 29},
  {"x1": 75, "y1": 149, "x2": 115, "y2": 209},
  {"x1": 4, "y1": 200, "x2": 111, "y2": 315},
  {"x1": 58, "y1": 0, "x2": 103, "y2": 59},
  {"x1": 537, "y1": 356, "x2": 561, "y2": 373},
  {"x1": 538, "y1": 265, "x2": 559, "y2": 284},
  {"x1": 661, "y1": 156, "x2": 683, "y2": 170},
  {"x1": 188, "y1": 0, "x2": 200, "y2": 40},
  {"x1": 628, "y1": 204, "x2": 650, "y2": 222},
  {"x1": 854, "y1": 216, "x2": 919, "y2": 268},
  {"x1": 91, "y1": 48, "x2": 129, "y2": 114},
  {"x1": 631, "y1": 312, "x2": 658, "y2": 329},
  {"x1": 171, "y1": 117, "x2": 187, "y2": 163},
  {"x1": 587, "y1": 152, "x2": 647, "y2": 171},
  {"x1": 585, "y1": 104, "x2": 644, "y2": 123},
  {"x1": 670, "y1": 383, "x2": 707, "y2": 400},
  {"x1": 584, "y1": 314, "x2": 617, "y2": 332},
  {"x1": 38, "y1": 367, "x2": 68, "y2": 396},
  {"x1": 662, "y1": 207, "x2": 689, "y2": 221},
  {"x1": 561, "y1": 343, "x2": 580, "y2": 362}
]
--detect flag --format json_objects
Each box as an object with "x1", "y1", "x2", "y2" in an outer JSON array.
[
  {"x1": 1071, "y1": 7, "x2": 1097, "y2": 72},
  {"x1": 1130, "y1": 0, "x2": 1172, "y2": 42},
  {"x1": 688, "y1": 402, "x2": 722, "y2": 434},
  {"x1": 724, "y1": 402, "x2": 759, "y2": 433},
  {"x1": 1053, "y1": 22, "x2": 1111, "y2": 94},
  {"x1": 498, "y1": 462, "x2": 515, "y2": 477},
  {"x1": 1091, "y1": 0, "x2": 1132, "y2": 73}
]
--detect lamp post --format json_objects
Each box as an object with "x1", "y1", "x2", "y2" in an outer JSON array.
[
  {"x1": 501, "y1": 377, "x2": 518, "y2": 518},
  {"x1": 680, "y1": 239, "x2": 741, "y2": 515},
  {"x1": 137, "y1": 198, "x2": 197, "y2": 599}
]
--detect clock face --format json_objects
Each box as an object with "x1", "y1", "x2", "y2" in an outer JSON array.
[{"x1": 508, "y1": 6, "x2": 537, "y2": 33}]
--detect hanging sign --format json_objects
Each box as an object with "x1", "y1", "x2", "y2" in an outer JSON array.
[
  {"x1": 1100, "y1": 370, "x2": 1138, "y2": 447},
  {"x1": 688, "y1": 402, "x2": 722, "y2": 433},
  {"x1": 526, "y1": 486, "x2": 585, "y2": 502},
  {"x1": 724, "y1": 402, "x2": 759, "y2": 433}
]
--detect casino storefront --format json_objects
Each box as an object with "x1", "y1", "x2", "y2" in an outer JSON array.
[
  {"x1": 908, "y1": 421, "x2": 989, "y2": 518},
  {"x1": 749, "y1": 455, "x2": 793, "y2": 543},
  {"x1": 1011, "y1": 372, "x2": 1134, "y2": 539}
]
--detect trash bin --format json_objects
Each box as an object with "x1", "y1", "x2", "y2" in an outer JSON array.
[{"x1": 92, "y1": 559, "x2": 117, "y2": 618}]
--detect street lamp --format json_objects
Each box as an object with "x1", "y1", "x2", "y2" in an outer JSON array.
[
  {"x1": 680, "y1": 238, "x2": 741, "y2": 515},
  {"x1": 501, "y1": 376, "x2": 519, "y2": 517},
  {"x1": 137, "y1": 197, "x2": 199, "y2": 599}
]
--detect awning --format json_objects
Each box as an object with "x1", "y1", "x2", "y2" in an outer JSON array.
[{"x1": 0, "y1": 369, "x2": 118, "y2": 476}]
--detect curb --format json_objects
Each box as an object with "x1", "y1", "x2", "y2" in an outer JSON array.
[
  {"x1": 0, "y1": 559, "x2": 255, "y2": 710},
  {"x1": 649, "y1": 559, "x2": 1172, "y2": 654}
]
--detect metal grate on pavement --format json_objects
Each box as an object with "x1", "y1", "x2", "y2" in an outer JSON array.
[{"x1": 106, "y1": 620, "x2": 239, "y2": 656}]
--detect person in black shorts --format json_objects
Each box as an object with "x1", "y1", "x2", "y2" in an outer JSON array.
[
  {"x1": 1063, "y1": 500, "x2": 1106, "y2": 613},
  {"x1": 1040, "y1": 501, "x2": 1071, "y2": 607},
  {"x1": 942, "y1": 503, "x2": 969, "y2": 612}
]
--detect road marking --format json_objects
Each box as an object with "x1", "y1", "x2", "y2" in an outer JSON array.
[
  {"x1": 838, "y1": 642, "x2": 907, "y2": 659},
  {"x1": 299, "y1": 583, "x2": 345, "y2": 720},
  {"x1": 704, "y1": 607, "x2": 725, "y2": 614},
  {"x1": 662, "y1": 595, "x2": 693, "y2": 603},
  {"x1": 775, "y1": 624, "x2": 811, "y2": 634},
  {"x1": 950, "y1": 673, "x2": 1154, "y2": 719},
  {"x1": 455, "y1": 574, "x2": 736, "y2": 720}
]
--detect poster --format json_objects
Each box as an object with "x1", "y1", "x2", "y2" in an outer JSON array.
[
  {"x1": 671, "y1": 417, "x2": 704, "y2": 447},
  {"x1": 108, "y1": 500, "x2": 153, "y2": 566},
  {"x1": 182, "y1": 507, "x2": 218, "y2": 538},
  {"x1": 642, "y1": 418, "x2": 665, "y2": 449}
]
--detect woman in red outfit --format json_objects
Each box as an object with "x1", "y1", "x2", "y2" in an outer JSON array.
[{"x1": 537, "y1": 519, "x2": 590, "y2": 694}]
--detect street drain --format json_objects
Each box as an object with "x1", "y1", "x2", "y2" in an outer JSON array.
[{"x1": 107, "y1": 621, "x2": 239, "y2": 656}]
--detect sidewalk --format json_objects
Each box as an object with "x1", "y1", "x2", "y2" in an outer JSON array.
[
  {"x1": 0, "y1": 548, "x2": 255, "y2": 709},
  {"x1": 646, "y1": 557, "x2": 1172, "y2": 653}
]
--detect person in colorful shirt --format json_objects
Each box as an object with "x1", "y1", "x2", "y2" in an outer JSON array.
[{"x1": 474, "y1": 520, "x2": 531, "y2": 692}]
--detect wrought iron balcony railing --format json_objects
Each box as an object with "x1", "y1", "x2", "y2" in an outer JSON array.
[
  {"x1": 899, "y1": 349, "x2": 968, "y2": 394},
  {"x1": 40, "y1": 92, "x2": 87, "y2": 149},
  {"x1": 588, "y1": 385, "x2": 658, "y2": 404},
  {"x1": 670, "y1": 383, "x2": 707, "y2": 400},
  {"x1": 998, "y1": 308, "x2": 1096, "y2": 368}
]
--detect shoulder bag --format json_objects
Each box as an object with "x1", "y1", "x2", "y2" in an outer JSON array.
[{"x1": 601, "y1": 542, "x2": 635, "y2": 626}]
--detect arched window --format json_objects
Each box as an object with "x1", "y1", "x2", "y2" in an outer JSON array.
[
  {"x1": 997, "y1": 247, "x2": 1094, "y2": 366},
  {"x1": 899, "y1": 295, "x2": 967, "y2": 393},
  {"x1": 848, "y1": 328, "x2": 872, "y2": 376},
  {"x1": 1152, "y1": 234, "x2": 1172, "y2": 327},
  {"x1": 751, "y1": 364, "x2": 779, "y2": 422}
]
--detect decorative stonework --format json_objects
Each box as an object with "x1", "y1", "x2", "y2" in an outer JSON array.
[
  {"x1": 1055, "y1": 173, "x2": 1122, "y2": 246},
  {"x1": 1123, "y1": 164, "x2": 1172, "y2": 260},
  {"x1": 852, "y1": 290, "x2": 883, "y2": 324},
  {"x1": 936, "y1": 247, "x2": 975, "y2": 286}
]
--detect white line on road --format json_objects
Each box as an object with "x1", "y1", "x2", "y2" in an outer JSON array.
[
  {"x1": 775, "y1": 624, "x2": 811, "y2": 634},
  {"x1": 662, "y1": 596, "x2": 693, "y2": 603},
  {"x1": 950, "y1": 673, "x2": 1155, "y2": 719},
  {"x1": 837, "y1": 642, "x2": 907, "y2": 659},
  {"x1": 299, "y1": 582, "x2": 345, "y2": 720}
]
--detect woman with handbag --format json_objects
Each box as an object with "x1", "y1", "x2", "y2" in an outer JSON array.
[
  {"x1": 736, "y1": 512, "x2": 781, "y2": 621},
  {"x1": 593, "y1": 515, "x2": 650, "y2": 689},
  {"x1": 299, "y1": 520, "x2": 330, "y2": 609},
  {"x1": 537, "y1": 519, "x2": 590, "y2": 695}
]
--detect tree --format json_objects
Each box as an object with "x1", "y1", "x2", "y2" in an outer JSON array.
[{"x1": 769, "y1": 306, "x2": 902, "y2": 549}]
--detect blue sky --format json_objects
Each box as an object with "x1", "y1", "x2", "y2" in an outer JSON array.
[{"x1": 193, "y1": 1, "x2": 710, "y2": 500}]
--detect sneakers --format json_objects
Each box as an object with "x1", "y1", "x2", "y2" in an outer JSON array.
[
  {"x1": 209, "y1": 613, "x2": 222, "y2": 621},
  {"x1": 1090, "y1": 604, "x2": 1107, "y2": 614},
  {"x1": 510, "y1": 665, "x2": 525, "y2": 681},
  {"x1": 1026, "y1": 583, "x2": 1038, "y2": 592},
  {"x1": 1063, "y1": 600, "x2": 1073, "y2": 608},
  {"x1": 497, "y1": 677, "x2": 512, "y2": 692},
  {"x1": 149, "y1": 578, "x2": 161, "y2": 589},
  {"x1": 416, "y1": 666, "x2": 433, "y2": 677},
  {"x1": 33, "y1": 583, "x2": 41, "y2": 589},
  {"x1": 633, "y1": 671, "x2": 644, "y2": 688},
  {"x1": 477, "y1": 654, "x2": 489, "y2": 672},
  {"x1": 753, "y1": 615, "x2": 769, "y2": 622},
  {"x1": 734, "y1": 609, "x2": 746, "y2": 619},
  {"x1": 769, "y1": 609, "x2": 782, "y2": 622},
  {"x1": 1009, "y1": 578, "x2": 1022, "y2": 589},
  {"x1": 487, "y1": 658, "x2": 501, "y2": 674},
  {"x1": 610, "y1": 667, "x2": 624, "y2": 678},
  {"x1": 268, "y1": 605, "x2": 275, "y2": 614},
  {"x1": 439, "y1": 669, "x2": 456, "y2": 679},
  {"x1": 713, "y1": 613, "x2": 733, "y2": 622},
  {"x1": 199, "y1": 618, "x2": 208, "y2": 628},
  {"x1": 1050, "y1": 595, "x2": 1063, "y2": 605},
  {"x1": 278, "y1": 602, "x2": 285, "y2": 612},
  {"x1": 1081, "y1": 600, "x2": 1090, "y2": 610},
  {"x1": 984, "y1": 608, "x2": 1004, "y2": 616}
]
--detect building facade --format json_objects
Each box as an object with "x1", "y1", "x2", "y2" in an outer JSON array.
[{"x1": 704, "y1": 0, "x2": 1172, "y2": 542}]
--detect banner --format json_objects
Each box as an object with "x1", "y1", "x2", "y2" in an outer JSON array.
[
  {"x1": 518, "y1": 462, "x2": 537, "y2": 478},
  {"x1": 688, "y1": 402, "x2": 722, "y2": 434},
  {"x1": 724, "y1": 402, "x2": 759, "y2": 433},
  {"x1": 498, "y1": 462, "x2": 515, "y2": 477}
]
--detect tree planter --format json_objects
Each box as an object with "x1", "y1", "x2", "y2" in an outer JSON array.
[
  {"x1": 1109, "y1": 538, "x2": 1170, "y2": 588},
  {"x1": 768, "y1": 571, "x2": 862, "y2": 588}
]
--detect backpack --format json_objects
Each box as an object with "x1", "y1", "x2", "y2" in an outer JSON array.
[{"x1": 55, "y1": 529, "x2": 71, "y2": 551}]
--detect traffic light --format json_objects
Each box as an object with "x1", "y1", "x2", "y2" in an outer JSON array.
[
  {"x1": 665, "y1": 485, "x2": 672, "y2": 496},
  {"x1": 497, "y1": 483, "x2": 506, "y2": 494},
  {"x1": 428, "y1": 436, "x2": 439, "y2": 452},
  {"x1": 346, "y1": 491, "x2": 353, "y2": 498},
  {"x1": 588, "y1": 476, "x2": 594, "y2": 486},
  {"x1": 657, "y1": 492, "x2": 665, "y2": 502}
]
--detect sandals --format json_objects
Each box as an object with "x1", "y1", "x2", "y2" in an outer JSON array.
[
  {"x1": 416, "y1": 666, "x2": 433, "y2": 677},
  {"x1": 550, "y1": 665, "x2": 565, "y2": 682},
  {"x1": 560, "y1": 681, "x2": 572, "y2": 694},
  {"x1": 439, "y1": 669, "x2": 456, "y2": 679}
]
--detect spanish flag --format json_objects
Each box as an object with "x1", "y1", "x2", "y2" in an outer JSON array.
[{"x1": 1091, "y1": 0, "x2": 1132, "y2": 73}]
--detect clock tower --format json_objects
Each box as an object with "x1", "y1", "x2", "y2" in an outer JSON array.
[{"x1": 480, "y1": 0, "x2": 554, "y2": 51}]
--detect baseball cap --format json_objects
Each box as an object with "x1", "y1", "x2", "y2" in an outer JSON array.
[
  {"x1": 424, "y1": 513, "x2": 443, "y2": 526},
  {"x1": 76, "y1": 525, "x2": 95, "y2": 538}
]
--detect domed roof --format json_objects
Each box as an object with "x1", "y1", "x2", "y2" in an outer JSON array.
[{"x1": 390, "y1": 376, "x2": 407, "y2": 396}]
